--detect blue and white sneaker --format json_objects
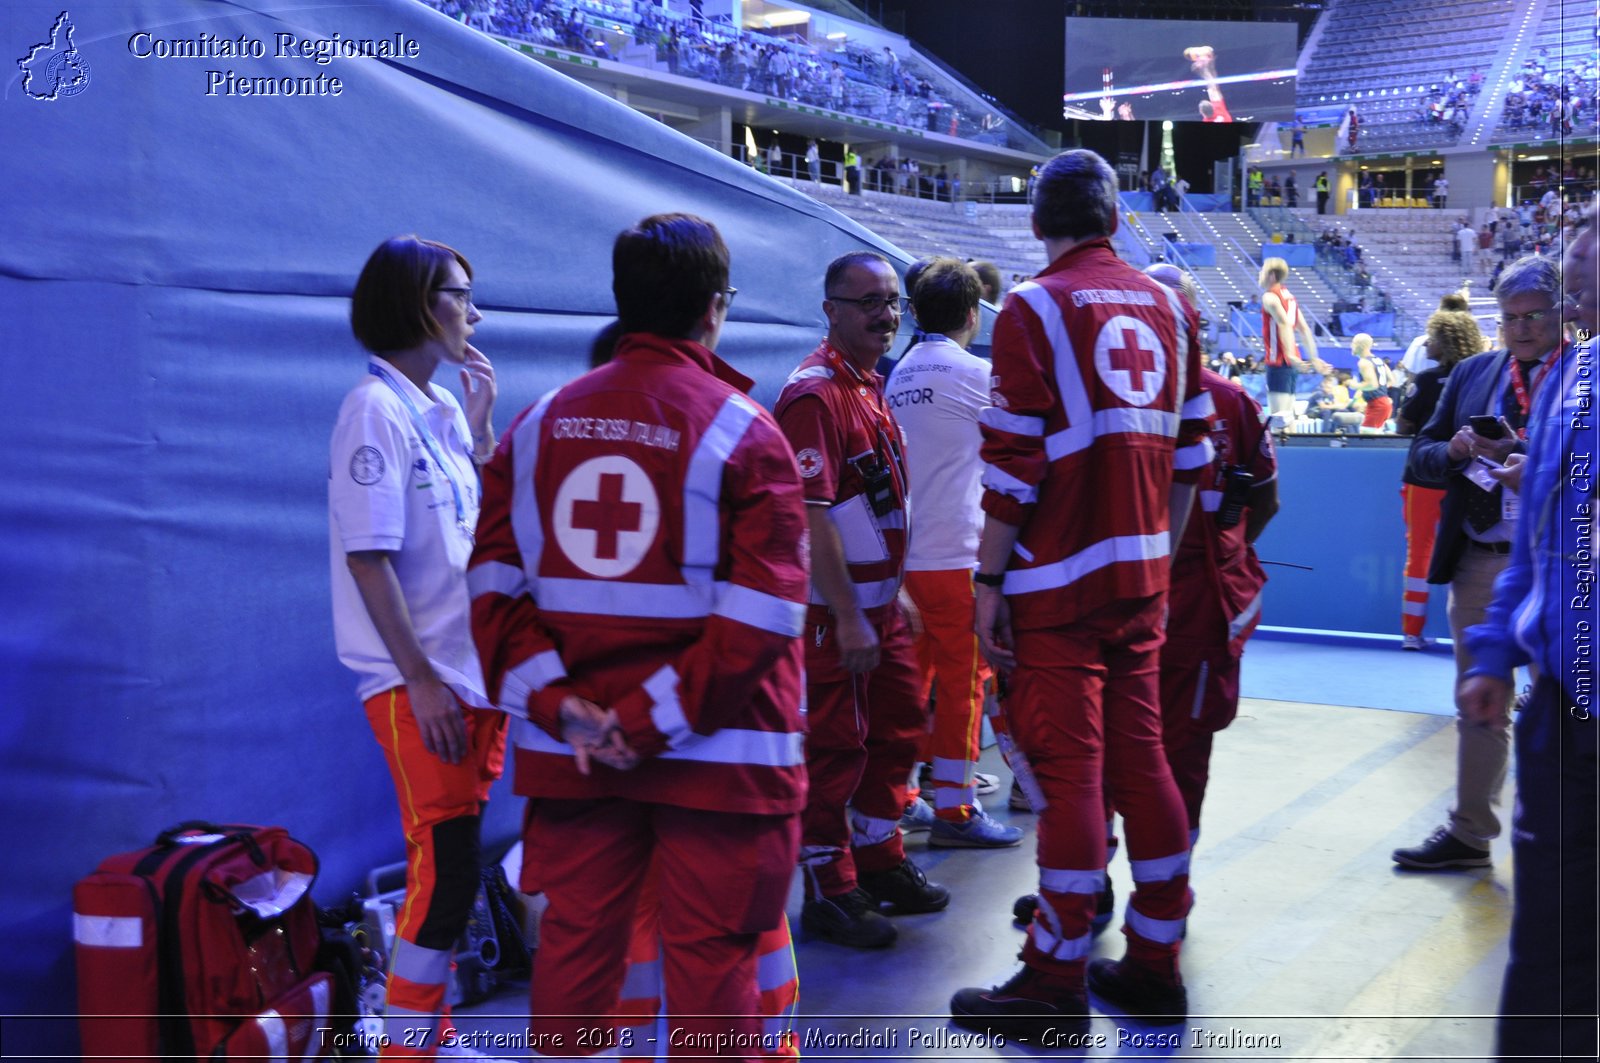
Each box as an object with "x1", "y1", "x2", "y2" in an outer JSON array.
[
  {"x1": 899, "y1": 796, "x2": 936, "y2": 834},
  {"x1": 929, "y1": 809, "x2": 1024, "y2": 848}
]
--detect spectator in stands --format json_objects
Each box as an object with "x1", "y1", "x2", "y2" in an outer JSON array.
[
  {"x1": 1346, "y1": 105, "x2": 1361, "y2": 152},
  {"x1": 829, "y1": 60, "x2": 845, "y2": 108},
  {"x1": 1306, "y1": 371, "x2": 1353, "y2": 432},
  {"x1": 1315, "y1": 171, "x2": 1330, "y2": 215},
  {"x1": 766, "y1": 139, "x2": 782, "y2": 179},
  {"x1": 1432, "y1": 174, "x2": 1449, "y2": 210},
  {"x1": 1456, "y1": 221, "x2": 1477, "y2": 270},
  {"x1": 1290, "y1": 119, "x2": 1306, "y2": 157},
  {"x1": 1284, "y1": 171, "x2": 1299, "y2": 209},
  {"x1": 1247, "y1": 167, "x2": 1263, "y2": 208},
  {"x1": 805, "y1": 139, "x2": 820, "y2": 184},
  {"x1": 1360, "y1": 170, "x2": 1375, "y2": 209},
  {"x1": 1395, "y1": 307, "x2": 1483, "y2": 650}
]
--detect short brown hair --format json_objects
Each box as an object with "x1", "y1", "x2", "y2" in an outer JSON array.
[
  {"x1": 911, "y1": 257, "x2": 981, "y2": 334},
  {"x1": 350, "y1": 235, "x2": 471, "y2": 353},
  {"x1": 613, "y1": 214, "x2": 729, "y2": 338}
]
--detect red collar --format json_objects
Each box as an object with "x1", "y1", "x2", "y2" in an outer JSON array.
[{"x1": 615, "y1": 332, "x2": 753, "y2": 394}]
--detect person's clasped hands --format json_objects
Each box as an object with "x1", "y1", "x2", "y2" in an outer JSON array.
[{"x1": 558, "y1": 694, "x2": 640, "y2": 774}]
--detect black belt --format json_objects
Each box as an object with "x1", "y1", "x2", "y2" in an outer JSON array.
[{"x1": 1467, "y1": 539, "x2": 1513, "y2": 554}]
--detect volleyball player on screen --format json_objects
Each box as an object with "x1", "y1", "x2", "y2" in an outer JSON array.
[{"x1": 1186, "y1": 46, "x2": 1232, "y2": 123}]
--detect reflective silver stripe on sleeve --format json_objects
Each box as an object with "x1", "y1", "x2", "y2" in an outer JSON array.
[
  {"x1": 980, "y1": 461, "x2": 1039, "y2": 505},
  {"x1": 980, "y1": 406, "x2": 1047, "y2": 436},
  {"x1": 683, "y1": 394, "x2": 759, "y2": 574},
  {"x1": 807, "y1": 576, "x2": 899, "y2": 610},
  {"x1": 644, "y1": 665, "x2": 694, "y2": 750},
  {"x1": 500, "y1": 650, "x2": 568, "y2": 717},
  {"x1": 1014, "y1": 283, "x2": 1094, "y2": 462},
  {"x1": 511, "y1": 388, "x2": 560, "y2": 598},
  {"x1": 254, "y1": 1012, "x2": 287, "y2": 1060},
  {"x1": 466, "y1": 559, "x2": 528, "y2": 601},
  {"x1": 1182, "y1": 390, "x2": 1216, "y2": 420},
  {"x1": 1174, "y1": 437, "x2": 1216, "y2": 470}
]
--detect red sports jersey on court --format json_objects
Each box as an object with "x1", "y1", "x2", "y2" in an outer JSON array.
[
  {"x1": 467, "y1": 333, "x2": 810, "y2": 816},
  {"x1": 1261, "y1": 283, "x2": 1304, "y2": 367},
  {"x1": 978, "y1": 238, "x2": 1214, "y2": 631}
]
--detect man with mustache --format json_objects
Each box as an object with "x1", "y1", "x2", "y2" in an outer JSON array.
[{"x1": 775, "y1": 251, "x2": 949, "y2": 948}]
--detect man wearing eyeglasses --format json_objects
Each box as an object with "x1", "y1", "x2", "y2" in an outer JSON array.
[
  {"x1": 774, "y1": 250, "x2": 950, "y2": 949},
  {"x1": 1398, "y1": 254, "x2": 1568, "y2": 872}
]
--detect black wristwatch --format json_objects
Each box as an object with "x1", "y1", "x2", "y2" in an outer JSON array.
[{"x1": 973, "y1": 571, "x2": 1006, "y2": 587}]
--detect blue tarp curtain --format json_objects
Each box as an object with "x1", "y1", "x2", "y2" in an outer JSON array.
[{"x1": 0, "y1": 0, "x2": 993, "y2": 1042}]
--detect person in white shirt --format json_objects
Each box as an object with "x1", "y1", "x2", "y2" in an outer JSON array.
[
  {"x1": 330, "y1": 235, "x2": 506, "y2": 1058},
  {"x1": 886, "y1": 258, "x2": 1023, "y2": 849}
]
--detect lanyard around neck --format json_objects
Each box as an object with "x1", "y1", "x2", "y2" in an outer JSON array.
[{"x1": 368, "y1": 362, "x2": 471, "y2": 536}]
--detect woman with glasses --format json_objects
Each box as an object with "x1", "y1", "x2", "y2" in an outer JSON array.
[{"x1": 329, "y1": 235, "x2": 506, "y2": 1059}]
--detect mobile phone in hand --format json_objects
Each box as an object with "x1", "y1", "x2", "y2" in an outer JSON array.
[{"x1": 1469, "y1": 415, "x2": 1506, "y2": 439}]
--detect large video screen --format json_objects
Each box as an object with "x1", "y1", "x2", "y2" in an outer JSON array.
[{"x1": 1063, "y1": 17, "x2": 1298, "y2": 123}]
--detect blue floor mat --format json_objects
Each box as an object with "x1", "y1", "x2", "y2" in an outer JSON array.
[{"x1": 1242, "y1": 629, "x2": 1460, "y2": 715}]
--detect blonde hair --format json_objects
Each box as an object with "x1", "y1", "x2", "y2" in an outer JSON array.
[{"x1": 1259, "y1": 257, "x2": 1289, "y2": 288}]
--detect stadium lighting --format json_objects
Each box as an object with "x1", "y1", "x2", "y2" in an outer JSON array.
[{"x1": 826, "y1": 32, "x2": 848, "y2": 40}]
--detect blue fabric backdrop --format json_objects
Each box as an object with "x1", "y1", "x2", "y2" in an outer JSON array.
[{"x1": 0, "y1": 0, "x2": 985, "y2": 1043}]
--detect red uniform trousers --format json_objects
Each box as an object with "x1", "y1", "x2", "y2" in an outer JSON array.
[
  {"x1": 618, "y1": 862, "x2": 800, "y2": 1063},
  {"x1": 521, "y1": 798, "x2": 798, "y2": 1059},
  {"x1": 1008, "y1": 596, "x2": 1191, "y2": 985},
  {"x1": 364, "y1": 688, "x2": 506, "y2": 1060},
  {"x1": 1157, "y1": 636, "x2": 1243, "y2": 838},
  {"x1": 1361, "y1": 395, "x2": 1393, "y2": 430},
  {"x1": 1400, "y1": 483, "x2": 1444, "y2": 637},
  {"x1": 904, "y1": 569, "x2": 992, "y2": 822},
  {"x1": 799, "y1": 604, "x2": 926, "y2": 898}
]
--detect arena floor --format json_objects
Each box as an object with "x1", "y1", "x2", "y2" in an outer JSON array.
[{"x1": 458, "y1": 642, "x2": 1509, "y2": 1061}]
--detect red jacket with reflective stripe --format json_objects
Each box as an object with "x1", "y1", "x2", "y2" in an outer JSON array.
[
  {"x1": 979, "y1": 239, "x2": 1214, "y2": 631},
  {"x1": 773, "y1": 343, "x2": 910, "y2": 616},
  {"x1": 468, "y1": 334, "x2": 810, "y2": 814},
  {"x1": 1168, "y1": 370, "x2": 1273, "y2": 654}
]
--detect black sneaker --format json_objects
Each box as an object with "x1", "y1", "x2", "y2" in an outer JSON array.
[
  {"x1": 1011, "y1": 881, "x2": 1114, "y2": 932},
  {"x1": 951, "y1": 964, "x2": 1089, "y2": 1041},
  {"x1": 1087, "y1": 958, "x2": 1187, "y2": 1025},
  {"x1": 858, "y1": 859, "x2": 951, "y2": 914},
  {"x1": 1391, "y1": 827, "x2": 1491, "y2": 870},
  {"x1": 800, "y1": 889, "x2": 897, "y2": 948}
]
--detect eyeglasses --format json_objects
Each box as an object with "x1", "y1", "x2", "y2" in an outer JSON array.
[
  {"x1": 434, "y1": 286, "x2": 475, "y2": 307},
  {"x1": 1500, "y1": 309, "x2": 1551, "y2": 325},
  {"x1": 827, "y1": 293, "x2": 909, "y2": 314},
  {"x1": 721, "y1": 287, "x2": 738, "y2": 307}
]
